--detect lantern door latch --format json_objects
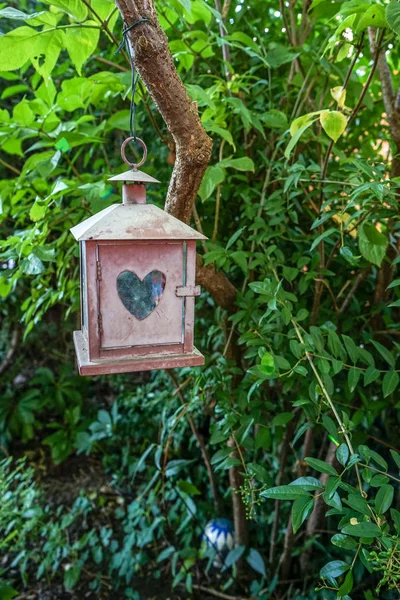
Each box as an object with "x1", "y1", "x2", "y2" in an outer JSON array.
[
  {"x1": 96, "y1": 260, "x2": 102, "y2": 281},
  {"x1": 176, "y1": 285, "x2": 201, "y2": 297}
]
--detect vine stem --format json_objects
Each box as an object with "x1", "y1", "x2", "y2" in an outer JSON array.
[
  {"x1": 291, "y1": 320, "x2": 363, "y2": 493},
  {"x1": 359, "y1": 463, "x2": 400, "y2": 484}
]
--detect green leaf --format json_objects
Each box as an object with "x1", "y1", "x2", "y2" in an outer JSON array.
[
  {"x1": 246, "y1": 548, "x2": 266, "y2": 576},
  {"x1": 176, "y1": 0, "x2": 191, "y2": 11},
  {"x1": 292, "y1": 496, "x2": 314, "y2": 533},
  {"x1": 310, "y1": 227, "x2": 337, "y2": 252},
  {"x1": 224, "y1": 546, "x2": 245, "y2": 569},
  {"x1": 218, "y1": 156, "x2": 255, "y2": 172},
  {"x1": 0, "y1": 7, "x2": 45, "y2": 20},
  {"x1": 342, "y1": 335, "x2": 359, "y2": 364},
  {"x1": 371, "y1": 340, "x2": 395, "y2": 368},
  {"x1": 40, "y1": 0, "x2": 87, "y2": 21},
  {"x1": 391, "y1": 508, "x2": 400, "y2": 533},
  {"x1": 348, "y1": 367, "x2": 360, "y2": 393},
  {"x1": 157, "y1": 546, "x2": 175, "y2": 563},
  {"x1": 177, "y1": 480, "x2": 201, "y2": 495},
  {"x1": 341, "y1": 522, "x2": 382, "y2": 538},
  {"x1": 186, "y1": 84, "x2": 216, "y2": 109},
  {"x1": 289, "y1": 476, "x2": 323, "y2": 491},
  {"x1": 359, "y1": 445, "x2": 388, "y2": 470},
  {"x1": 387, "y1": 278, "x2": 400, "y2": 289},
  {"x1": 20, "y1": 254, "x2": 45, "y2": 275},
  {"x1": 206, "y1": 124, "x2": 235, "y2": 148},
  {"x1": 305, "y1": 457, "x2": 338, "y2": 476},
  {"x1": 386, "y1": 0, "x2": 400, "y2": 35},
  {"x1": 320, "y1": 111, "x2": 347, "y2": 142},
  {"x1": 226, "y1": 227, "x2": 245, "y2": 250},
  {"x1": 344, "y1": 493, "x2": 370, "y2": 516},
  {"x1": 0, "y1": 583, "x2": 18, "y2": 600},
  {"x1": 262, "y1": 109, "x2": 288, "y2": 130},
  {"x1": 271, "y1": 412, "x2": 294, "y2": 427},
  {"x1": 227, "y1": 31, "x2": 260, "y2": 51},
  {"x1": 370, "y1": 474, "x2": 389, "y2": 487},
  {"x1": 222, "y1": 546, "x2": 246, "y2": 571},
  {"x1": 390, "y1": 449, "x2": 400, "y2": 470},
  {"x1": 260, "y1": 351, "x2": 275, "y2": 375},
  {"x1": 198, "y1": 165, "x2": 225, "y2": 201},
  {"x1": 64, "y1": 565, "x2": 81, "y2": 590},
  {"x1": 284, "y1": 114, "x2": 318, "y2": 159},
  {"x1": 260, "y1": 485, "x2": 311, "y2": 500},
  {"x1": 65, "y1": 23, "x2": 100, "y2": 75},
  {"x1": 331, "y1": 533, "x2": 358, "y2": 550},
  {"x1": 0, "y1": 26, "x2": 62, "y2": 73},
  {"x1": 364, "y1": 367, "x2": 380, "y2": 386},
  {"x1": 356, "y1": 5, "x2": 386, "y2": 31},
  {"x1": 255, "y1": 427, "x2": 271, "y2": 451},
  {"x1": 382, "y1": 371, "x2": 399, "y2": 397},
  {"x1": 320, "y1": 560, "x2": 350, "y2": 579},
  {"x1": 375, "y1": 484, "x2": 394, "y2": 515},
  {"x1": 358, "y1": 223, "x2": 388, "y2": 267},
  {"x1": 336, "y1": 444, "x2": 349, "y2": 467},
  {"x1": 247, "y1": 463, "x2": 272, "y2": 485},
  {"x1": 29, "y1": 201, "x2": 47, "y2": 222},
  {"x1": 338, "y1": 569, "x2": 353, "y2": 598},
  {"x1": 33, "y1": 246, "x2": 56, "y2": 262}
]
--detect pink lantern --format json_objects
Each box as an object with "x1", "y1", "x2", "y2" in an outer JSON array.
[{"x1": 70, "y1": 139, "x2": 206, "y2": 376}]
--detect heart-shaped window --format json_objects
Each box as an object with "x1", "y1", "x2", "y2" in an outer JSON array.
[{"x1": 117, "y1": 270, "x2": 166, "y2": 320}]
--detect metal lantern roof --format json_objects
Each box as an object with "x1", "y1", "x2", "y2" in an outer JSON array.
[
  {"x1": 108, "y1": 168, "x2": 160, "y2": 184},
  {"x1": 70, "y1": 201, "x2": 207, "y2": 242}
]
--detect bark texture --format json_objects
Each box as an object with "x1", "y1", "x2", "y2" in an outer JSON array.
[
  {"x1": 114, "y1": 0, "x2": 238, "y2": 307},
  {"x1": 115, "y1": 0, "x2": 212, "y2": 225}
]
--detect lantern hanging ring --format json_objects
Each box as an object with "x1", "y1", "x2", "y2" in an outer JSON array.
[{"x1": 121, "y1": 137, "x2": 147, "y2": 170}]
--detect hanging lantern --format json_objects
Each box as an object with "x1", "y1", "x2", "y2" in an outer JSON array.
[{"x1": 70, "y1": 138, "x2": 206, "y2": 375}]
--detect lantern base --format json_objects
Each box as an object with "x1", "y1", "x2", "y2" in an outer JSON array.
[{"x1": 73, "y1": 331, "x2": 204, "y2": 376}]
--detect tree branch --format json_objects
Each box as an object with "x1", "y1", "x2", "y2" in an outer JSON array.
[
  {"x1": 114, "y1": 0, "x2": 212, "y2": 224},
  {"x1": 114, "y1": 0, "x2": 238, "y2": 309},
  {"x1": 0, "y1": 327, "x2": 20, "y2": 377}
]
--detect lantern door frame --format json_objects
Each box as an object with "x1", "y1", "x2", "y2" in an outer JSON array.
[{"x1": 74, "y1": 238, "x2": 203, "y2": 375}]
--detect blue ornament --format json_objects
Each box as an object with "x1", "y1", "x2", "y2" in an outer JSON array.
[{"x1": 202, "y1": 518, "x2": 234, "y2": 556}]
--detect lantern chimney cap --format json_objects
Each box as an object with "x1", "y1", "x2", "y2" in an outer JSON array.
[{"x1": 108, "y1": 169, "x2": 160, "y2": 184}]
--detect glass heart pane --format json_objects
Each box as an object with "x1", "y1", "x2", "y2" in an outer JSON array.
[{"x1": 117, "y1": 270, "x2": 166, "y2": 320}]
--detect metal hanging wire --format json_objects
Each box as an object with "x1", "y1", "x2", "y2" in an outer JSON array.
[{"x1": 115, "y1": 19, "x2": 148, "y2": 143}]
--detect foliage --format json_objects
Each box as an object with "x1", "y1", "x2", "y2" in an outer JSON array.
[{"x1": 1, "y1": 0, "x2": 400, "y2": 599}]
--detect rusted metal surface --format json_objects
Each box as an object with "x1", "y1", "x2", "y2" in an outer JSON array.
[
  {"x1": 86, "y1": 241, "x2": 100, "y2": 360},
  {"x1": 74, "y1": 330, "x2": 204, "y2": 375},
  {"x1": 122, "y1": 183, "x2": 146, "y2": 205},
  {"x1": 176, "y1": 285, "x2": 201, "y2": 297},
  {"x1": 183, "y1": 241, "x2": 196, "y2": 353},
  {"x1": 108, "y1": 169, "x2": 160, "y2": 184},
  {"x1": 70, "y1": 204, "x2": 207, "y2": 242},
  {"x1": 72, "y1": 174, "x2": 206, "y2": 375},
  {"x1": 97, "y1": 242, "x2": 184, "y2": 350},
  {"x1": 120, "y1": 137, "x2": 147, "y2": 169}
]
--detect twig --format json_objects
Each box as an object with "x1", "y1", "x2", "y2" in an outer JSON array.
[
  {"x1": 191, "y1": 584, "x2": 248, "y2": 600},
  {"x1": 0, "y1": 158, "x2": 20, "y2": 175},
  {"x1": 212, "y1": 140, "x2": 226, "y2": 243},
  {"x1": 214, "y1": 0, "x2": 232, "y2": 81},
  {"x1": 360, "y1": 463, "x2": 400, "y2": 484},
  {"x1": 339, "y1": 270, "x2": 370, "y2": 314},
  {"x1": 0, "y1": 328, "x2": 20, "y2": 377},
  {"x1": 93, "y1": 55, "x2": 128, "y2": 71},
  {"x1": 269, "y1": 411, "x2": 297, "y2": 565},
  {"x1": 292, "y1": 321, "x2": 363, "y2": 492},
  {"x1": 167, "y1": 370, "x2": 220, "y2": 513}
]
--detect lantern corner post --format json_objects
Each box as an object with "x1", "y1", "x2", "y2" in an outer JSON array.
[
  {"x1": 182, "y1": 240, "x2": 197, "y2": 353},
  {"x1": 84, "y1": 240, "x2": 101, "y2": 361}
]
